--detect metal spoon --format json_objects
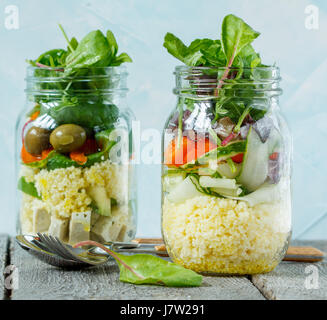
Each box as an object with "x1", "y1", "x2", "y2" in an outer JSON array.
[
  {"x1": 16, "y1": 235, "x2": 91, "y2": 268},
  {"x1": 16, "y1": 234, "x2": 166, "y2": 268}
]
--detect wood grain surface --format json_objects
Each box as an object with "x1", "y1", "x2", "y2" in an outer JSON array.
[
  {"x1": 0, "y1": 236, "x2": 326, "y2": 300},
  {"x1": 251, "y1": 240, "x2": 327, "y2": 300}
]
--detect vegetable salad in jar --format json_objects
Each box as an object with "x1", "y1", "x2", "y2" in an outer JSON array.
[
  {"x1": 161, "y1": 15, "x2": 292, "y2": 274},
  {"x1": 17, "y1": 26, "x2": 136, "y2": 245}
]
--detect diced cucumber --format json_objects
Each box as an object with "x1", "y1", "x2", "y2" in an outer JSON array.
[
  {"x1": 225, "y1": 182, "x2": 281, "y2": 206},
  {"x1": 167, "y1": 176, "x2": 203, "y2": 203},
  {"x1": 211, "y1": 187, "x2": 243, "y2": 197},
  {"x1": 88, "y1": 185, "x2": 111, "y2": 217},
  {"x1": 162, "y1": 172, "x2": 186, "y2": 192},
  {"x1": 181, "y1": 140, "x2": 246, "y2": 169},
  {"x1": 217, "y1": 162, "x2": 241, "y2": 179},
  {"x1": 198, "y1": 167, "x2": 218, "y2": 176},
  {"x1": 199, "y1": 176, "x2": 237, "y2": 189},
  {"x1": 238, "y1": 127, "x2": 269, "y2": 192}
]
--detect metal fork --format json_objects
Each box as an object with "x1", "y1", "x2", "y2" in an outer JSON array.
[{"x1": 34, "y1": 233, "x2": 165, "y2": 267}]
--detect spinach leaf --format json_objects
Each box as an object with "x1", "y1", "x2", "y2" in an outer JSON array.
[
  {"x1": 74, "y1": 240, "x2": 203, "y2": 287},
  {"x1": 199, "y1": 40, "x2": 226, "y2": 66},
  {"x1": 164, "y1": 15, "x2": 260, "y2": 70},
  {"x1": 221, "y1": 14, "x2": 260, "y2": 66},
  {"x1": 46, "y1": 152, "x2": 79, "y2": 170},
  {"x1": 106, "y1": 30, "x2": 118, "y2": 57},
  {"x1": 111, "y1": 52, "x2": 133, "y2": 66},
  {"x1": 63, "y1": 29, "x2": 132, "y2": 76},
  {"x1": 40, "y1": 98, "x2": 119, "y2": 130},
  {"x1": 64, "y1": 30, "x2": 111, "y2": 76},
  {"x1": 18, "y1": 176, "x2": 41, "y2": 199},
  {"x1": 163, "y1": 33, "x2": 189, "y2": 64},
  {"x1": 163, "y1": 35, "x2": 226, "y2": 67},
  {"x1": 238, "y1": 44, "x2": 261, "y2": 69}
]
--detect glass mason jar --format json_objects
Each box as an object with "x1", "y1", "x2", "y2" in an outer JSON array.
[
  {"x1": 162, "y1": 66, "x2": 292, "y2": 275},
  {"x1": 16, "y1": 66, "x2": 136, "y2": 245}
]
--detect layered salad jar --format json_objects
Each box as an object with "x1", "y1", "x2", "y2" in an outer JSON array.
[
  {"x1": 16, "y1": 27, "x2": 136, "y2": 244},
  {"x1": 17, "y1": 66, "x2": 136, "y2": 245},
  {"x1": 161, "y1": 15, "x2": 292, "y2": 274}
]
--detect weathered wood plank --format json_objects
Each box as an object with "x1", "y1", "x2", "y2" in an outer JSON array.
[
  {"x1": 252, "y1": 240, "x2": 327, "y2": 300},
  {"x1": 0, "y1": 235, "x2": 9, "y2": 300},
  {"x1": 10, "y1": 240, "x2": 264, "y2": 300}
]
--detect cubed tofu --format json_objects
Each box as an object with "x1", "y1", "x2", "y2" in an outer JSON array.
[
  {"x1": 117, "y1": 225, "x2": 127, "y2": 242},
  {"x1": 32, "y1": 207, "x2": 51, "y2": 233},
  {"x1": 92, "y1": 209, "x2": 126, "y2": 242},
  {"x1": 48, "y1": 216, "x2": 69, "y2": 241},
  {"x1": 69, "y1": 211, "x2": 91, "y2": 245}
]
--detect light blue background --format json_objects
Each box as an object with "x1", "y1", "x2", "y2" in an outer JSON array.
[{"x1": 0, "y1": 0, "x2": 326, "y2": 239}]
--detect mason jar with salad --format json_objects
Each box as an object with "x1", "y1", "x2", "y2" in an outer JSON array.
[
  {"x1": 161, "y1": 14, "x2": 292, "y2": 274},
  {"x1": 16, "y1": 26, "x2": 137, "y2": 245}
]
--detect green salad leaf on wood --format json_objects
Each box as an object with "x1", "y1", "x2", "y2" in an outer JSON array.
[{"x1": 74, "y1": 240, "x2": 203, "y2": 287}]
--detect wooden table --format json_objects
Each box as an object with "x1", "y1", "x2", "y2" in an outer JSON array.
[{"x1": 0, "y1": 235, "x2": 326, "y2": 300}]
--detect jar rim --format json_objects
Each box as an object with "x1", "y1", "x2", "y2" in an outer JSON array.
[
  {"x1": 173, "y1": 64, "x2": 282, "y2": 99},
  {"x1": 25, "y1": 65, "x2": 128, "y2": 96},
  {"x1": 26, "y1": 65, "x2": 128, "y2": 78},
  {"x1": 174, "y1": 65, "x2": 280, "y2": 72}
]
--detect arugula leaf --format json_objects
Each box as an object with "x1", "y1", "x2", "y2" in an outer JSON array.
[
  {"x1": 18, "y1": 177, "x2": 41, "y2": 199},
  {"x1": 74, "y1": 240, "x2": 203, "y2": 287},
  {"x1": 67, "y1": 37, "x2": 79, "y2": 54},
  {"x1": 27, "y1": 49, "x2": 68, "y2": 68},
  {"x1": 221, "y1": 14, "x2": 260, "y2": 66}
]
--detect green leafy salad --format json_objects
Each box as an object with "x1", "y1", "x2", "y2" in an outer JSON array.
[
  {"x1": 163, "y1": 14, "x2": 283, "y2": 206},
  {"x1": 21, "y1": 25, "x2": 132, "y2": 172}
]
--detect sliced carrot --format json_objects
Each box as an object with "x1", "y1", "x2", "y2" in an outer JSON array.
[
  {"x1": 21, "y1": 144, "x2": 42, "y2": 164},
  {"x1": 70, "y1": 151, "x2": 88, "y2": 165},
  {"x1": 164, "y1": 136, "x2": 195, "y2": 167},
  {"x1": 164, "y1": 136, "x2": 217, "y2": 167},
  {"x1": 41, "y1": 147, "x2": 53, "y2": 160},
  {"x1": 21, "y1": 145, "x2": 53, "y2": 164},
  {"x1": 30, "y1": 111, "x2": 40, "y2": 121}
]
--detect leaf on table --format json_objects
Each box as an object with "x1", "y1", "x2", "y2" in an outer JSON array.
[{"x1": 74, "y1": 241, "x2": 203, "y2": 287}]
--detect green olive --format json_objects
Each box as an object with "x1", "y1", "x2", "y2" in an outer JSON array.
[
  {"x1": 25, "y1": 126, "x2": 51, "y2": 155},
  {"x1": 50, "y1": 124, "x2": 86, "y2": 153}
]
